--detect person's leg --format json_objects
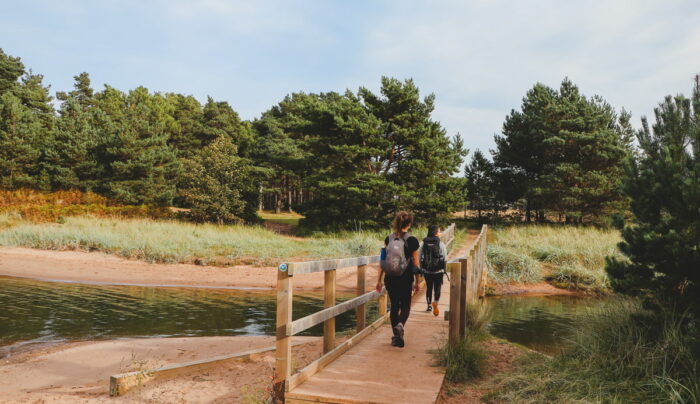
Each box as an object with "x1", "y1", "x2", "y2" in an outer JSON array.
[
  {"x1": 386, "y1": 283, "x2": 401, "y2": 328},
  {"x1": 397, "y1": 280, "x2": 412, "y2": 326},
  {"x1": 425, "y1": 274, "x2": 434, "y2": 311},
  {"x1": 434, "y1": 274, "x2": 443, "y2": 302}
]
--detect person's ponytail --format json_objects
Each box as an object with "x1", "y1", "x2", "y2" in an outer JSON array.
[{"x1": 392, "y1": 211, "x2": 414, "y2": 237}]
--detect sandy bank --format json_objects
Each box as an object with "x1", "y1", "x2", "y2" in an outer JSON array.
[
  {"x1": 0, "y1": 247, "x2": 379, "y2": 291},
  {"x1": 0, "y1": 336, "x2": 321, "y2": 403}
]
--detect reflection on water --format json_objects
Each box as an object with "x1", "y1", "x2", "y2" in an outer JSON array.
[
  {"x1": 0, "y1": 276, "x2": 376, "y2": 355},
  {"x1": 485, "y1": 294, "x2": 609, "y2": 354}
]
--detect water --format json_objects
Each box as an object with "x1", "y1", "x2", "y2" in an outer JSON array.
[
  {"x1": 486, "y1": 294, "x2": 610, "y2": 354},
  {"x1": 1, "y1": 276, "x2": 607, "y2": 357},
  {"x1": 0, "y1": 276, "x2": 376, "y2": 356}
]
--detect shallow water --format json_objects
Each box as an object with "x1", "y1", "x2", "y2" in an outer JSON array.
[
  {"x1": 0, "y1": 276, "x2": 375, "y2": 356},
  {"x1": 485, "y1": 294, "x2": 610, "y2": 354},
  {"x1": 1, "y1": 276, "x2": 606, "y2": 357}
]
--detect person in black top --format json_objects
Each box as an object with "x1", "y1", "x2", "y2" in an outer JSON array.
[{"x1": 375, "y1": 211, "x2": 422, "y2": 348}]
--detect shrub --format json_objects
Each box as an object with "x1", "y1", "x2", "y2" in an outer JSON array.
[
  {"x1": 432, "y1": 334, "x2": 487, "y2": 383},
  {"x1": 487, "y1": 245, "x2": 542, "y2": 284}
]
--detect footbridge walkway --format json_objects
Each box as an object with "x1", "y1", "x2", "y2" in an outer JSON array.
[{"x1": 275, "y1": 224, "x2": 489, "y2": 403}]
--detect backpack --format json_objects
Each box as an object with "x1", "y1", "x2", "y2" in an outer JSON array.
[
  {"x1": 380, "y1": 233, "x2": 410, "y2": 277},
  {"x1": 421, "y1": 237, "x2": 444, "y2": 273}
]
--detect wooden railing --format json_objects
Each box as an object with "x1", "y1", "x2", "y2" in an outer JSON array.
[
  {"x1": 274, "y1": 223, "x2": 456, "y2": 398},
  {"x1": 447, "y1": 224, "x2": 489, "y2": 345}
]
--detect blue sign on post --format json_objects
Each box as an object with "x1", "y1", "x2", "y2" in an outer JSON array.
[{"x1": 279, "y1": 263, "x2": 288, "y2": 272}]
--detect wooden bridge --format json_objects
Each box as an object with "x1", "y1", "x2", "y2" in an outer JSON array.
[{"x1": 275, "y1": 224, "x2": 489, "y2": 403}]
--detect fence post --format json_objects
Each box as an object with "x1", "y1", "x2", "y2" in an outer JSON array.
[
  {"x1": 448, "y1": 262, "x2": 462, "y2": 346},
  {"x1": 356, "y1": 264, "x2": 366, "y2": 332},
  {"x1": 274, "y1": 263, "x2": 293, "y2": 399},
  {"x1": 378, "y1": 291, "x2": 387, "y2": 317},
  {"x1": 469, "y1": 248, "x2": 477, "y2": 303},
  {"x1": 323, "y1": 269, "x2": 336, "y2": 354},
  {"x1": 459, "y1": 257, "x2": 468, "y2": 337}
]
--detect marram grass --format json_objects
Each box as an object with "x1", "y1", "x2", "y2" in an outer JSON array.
[
  {"x1": 0, "y1": 216, "x2": 386, "y2": 266},
  {"x1": 487, "y1": 225, "x2": 625, "y2": 292}
]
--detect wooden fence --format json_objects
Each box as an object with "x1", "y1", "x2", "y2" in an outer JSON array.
[
  {"x1": 274, "y1": 223, "x2": 456, "y2": 399},
  {"x1": 447, "y1": 224, "x2": 489, "y2": 345}
]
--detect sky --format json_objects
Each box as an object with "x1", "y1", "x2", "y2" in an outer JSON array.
[{"x1": 3, "y1": 0, "x2": 700, "y2": 155}]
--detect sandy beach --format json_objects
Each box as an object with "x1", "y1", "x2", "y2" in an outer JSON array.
[
  {"x1": 0, "y1": 246, "x2": 378, "y2": 291},
  {"x1": 0, "y1": 336, "x2": 322, "y2": 403}
]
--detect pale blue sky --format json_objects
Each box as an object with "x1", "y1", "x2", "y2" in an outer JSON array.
[{"x1": 3, "y1": 0, "x2": 700, "y2": 154}]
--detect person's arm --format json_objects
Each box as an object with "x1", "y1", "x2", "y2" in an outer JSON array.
[
  {"x1": 440, "y1": 242, "x2": 448, "y2": 269},
  {"x1": 412, "y1": 249, "x2": 422, "y2": 294},
  {"x1": 376, "y1": 238, "x2": 388, "y2": 293}
]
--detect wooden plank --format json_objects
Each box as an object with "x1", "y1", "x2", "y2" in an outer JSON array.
[
  {"x1": 274, "y1": 264, "x2": 293, "y2": 399},
  {"x1": 465, "y1": 253, "x2": 474, "y2": 303},
  {"x1": 459, "y1": 257, "x2": 468, "y2": 337},
  {"x1": 110, "y1": 341, "x2": 311, "y2": 396},
  {"x1": 378, "y1": 289, "x2": 387, "y2": 316},
  {"x1": 287, "y1": 291, "x2": 381, "y2": 336},
  {"x1": 323, "y1": 269, "x2": 336, "y2": 354},
  {"x1": 290, "y1": 255, "x2": 380, "y2": 275},
  {"x1": 448, "y1": 262, "x2": 462, "y2": 346},
  {"x1": 286, "y1": 313, "x2": 388, "y2": 392},
  {"x1": 356, "y1": 264, "x2": 366, "y2": 332}
]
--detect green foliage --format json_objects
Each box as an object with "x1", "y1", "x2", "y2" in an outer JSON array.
[
  {"x1": 493, "y1": 78, "x2": 631, "y2": 223},
  {"x1": 178, "y1": 135, "x2": 262, "y2": 224},
  {"x1": 464, "y1": 149, "x2": 494, "y2": 219},
  {"x1": 487, "y1": 244, "x2": 542, "y2": 284},
  {"x1": 432, "y1": 334, "x2": 488, "y2": 383},
  {"x1": 0, "y1": 93, "x2": 43, "y2": 189},
  {"x1": 606, "y1": 79, "x2": 700, "y2": 315},
  {"x1": 486, "y1": 300, "x2": 700, "y2": 403}
]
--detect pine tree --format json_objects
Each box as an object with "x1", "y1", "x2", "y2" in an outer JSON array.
[
  {"x1": 464, "y1": 150, "x2": 494, "y2": 220},
  {"x1": 607, "y1": 79, "x2": 700, "y2": 313},
  {"x1": 0, "y1": 93, "x2": 43, "y2": 189},
  {"x1": 179, "y1": 135, "x2": 261, "y2": 223},
  {"x1": 0, "y1": 49, "x2": 24, "y2": 96}
]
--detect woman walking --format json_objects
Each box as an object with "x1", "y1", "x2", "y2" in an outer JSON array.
[
  {"x1": 420, "y1": 225, "x2": 447, "y2": 317},
  {"x1": 376, "y1": 211, "x2": 422, "y2": 347}
]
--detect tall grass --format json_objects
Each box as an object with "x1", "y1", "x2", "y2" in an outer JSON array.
[
  {"x1": 487, "y1": 225, "x2": 625, "y2": 292},
  {"x1": 485, "y1": 300, "x2": 700, "y2": 403},
  {"x1": 0, "y1": 216, "x2": 386, "y2": 266}
]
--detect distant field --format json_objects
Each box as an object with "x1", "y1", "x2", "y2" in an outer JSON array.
[{"x1": 487, "y1": 225, "x2": 626, "y2": 293}]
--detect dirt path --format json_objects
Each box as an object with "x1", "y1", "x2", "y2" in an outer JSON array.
[{"x1": 0, "y1": 336, "x2": 322, "y2": 404}]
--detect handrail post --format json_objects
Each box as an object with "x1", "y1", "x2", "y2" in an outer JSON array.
[
  {"x1": 468, "y1": 248, "x2": 476, "y2": 303},
  {"x1": 356, "y1": 264, "x2": 366, "y2": 332},
  {"x1": 448, "y1": 262, "x2": 462, "y2": 346},
  {"x1": 323, "y1": 269, "x2": 336, "y2": 354},
  {"x1": 459, "y1": 257, "x2": 468, "y2": 337},
  {"x1": 378, "y1": 291, "x2": 387, "y2": 317},
  {"x1": 274, "y1": 263, "x2": 293, "y2": 399}
]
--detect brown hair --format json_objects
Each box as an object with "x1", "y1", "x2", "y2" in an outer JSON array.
[{"x1": 392, "y1": 211, "x2": 414, "y2": 236}]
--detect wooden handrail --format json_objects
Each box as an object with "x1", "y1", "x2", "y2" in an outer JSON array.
[
  {"x1": 274, "y1": 222, "x2": 456, "y2": 399},
  {"x1": 286, "y1": 290, "x2": 384, "y2": 336}
]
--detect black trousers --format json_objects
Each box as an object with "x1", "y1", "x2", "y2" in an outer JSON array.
[
  {"x1": 425, "y1": 272, "x2": 444, "y2": 303},
  {"x1": 385, "y1": 270, "x2": 414, "y2": 328}
]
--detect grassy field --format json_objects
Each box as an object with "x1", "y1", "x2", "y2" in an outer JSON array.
[
  {"x1": 487, "y1": 225, "x2": 626, "y2": 293},
  {"x1": 0, "y1": 213, "x2": 467, "y2": 266}
]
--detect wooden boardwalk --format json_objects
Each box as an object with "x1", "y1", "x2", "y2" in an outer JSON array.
[
  {"x1": 276, "y1": 226, "x2": 487, "y2": 404},
  {"x1": 286, "y1": 290, "x2": 451, "y2": 404}
]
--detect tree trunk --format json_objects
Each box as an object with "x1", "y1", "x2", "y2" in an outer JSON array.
[{"x1": 275, "y1": 192, "x2": 281, "y2": 214}]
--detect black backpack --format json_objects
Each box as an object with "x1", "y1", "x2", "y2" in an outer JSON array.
[{"x1": 421, "y1": 237, "x2": 443, "y2": 273}]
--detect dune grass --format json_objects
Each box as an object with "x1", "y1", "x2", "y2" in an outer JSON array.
[
  {"x1": 0, "y1": 216, "x2": 389, "y2": 266},
  {"x1": 0, "y1": 215, "x2": 467, "y2": 266},
  {"x1": 485, "y1": 300, "x2": 699, "y2": 403},
  {"x1": 487, "y1": 225, "x2": 626, "y2": 292}
]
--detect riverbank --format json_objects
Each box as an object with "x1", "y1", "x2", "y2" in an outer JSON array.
[
  {"x1": 0, "y1": 246, "x2": 372, "y2": 291},
  {"x1": 0, "y1": 336, "x2": 321, "y2": 403}
]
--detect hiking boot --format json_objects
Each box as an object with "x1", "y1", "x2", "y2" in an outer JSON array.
[
  {"x1": 426, "y1": 304, "x2": 432, "y2": 312},
  {"x1": 432, "y1": 301, "x2": 439, "y2": 317},
  {"x1": 391, "y1": 336, "x2": 400, "y2": 346},
  {"x1": 393, "y1": 323, "x2": 405, "y2": 347}
]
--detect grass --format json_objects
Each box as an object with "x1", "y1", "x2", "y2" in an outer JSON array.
[
  {"x1": 258, "y1": 210, "x2": 303, "y2": 227},
  {"x1": 487, "y1": 225, "x2": 626, "y2": 292},
  {"x1": 484, "y1": 300, "x2": 700, "y2": 404},
  {"x1": 0, "y1": 216, "x2": 387, "y2": 266}
]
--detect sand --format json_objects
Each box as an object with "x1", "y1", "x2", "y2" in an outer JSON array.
[
  {"x1": 0, "y1": 336, "x2": 322, "y2": 404},
  {"x1": 0, "y1": 246, "x2": 378, "y2": 292}
]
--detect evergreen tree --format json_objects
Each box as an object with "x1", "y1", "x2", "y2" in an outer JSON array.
[
  {"x1": 0, "y1": 49, "x2": 24, "y2": 96},
  {"x1": 464, "y1": 150, "x2": 494, "y2": 219},
  {"x1": 607, "y1": 79, "x2": 700, "y2": 313},
  {"x1": 0, "y1": 93, "x2": 43, "y2": 189},
  {"x1": 179, "y1": 135, "x2": 261, "y2": 223}
]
